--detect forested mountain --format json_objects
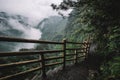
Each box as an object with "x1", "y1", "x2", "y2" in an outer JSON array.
[
  {"x1": 38, "y1": 16, "x2": 67, "y2": 41},
  {"x1": 35, "y1": 16, "x2": 67, "y2": 51}
]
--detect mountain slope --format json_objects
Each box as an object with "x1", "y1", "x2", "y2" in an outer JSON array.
[{"x1": 37, "y1": 16, "x2": 68, "y2": 41}]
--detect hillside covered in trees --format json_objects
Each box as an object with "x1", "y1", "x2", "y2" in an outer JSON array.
[{"x1": 51, "y1": 0, "x2": 120, "y2": 79}]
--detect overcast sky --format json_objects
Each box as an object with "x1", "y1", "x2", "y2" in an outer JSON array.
[{"x1": 0, "y1": 0, "x2": 71, "y2": 21}]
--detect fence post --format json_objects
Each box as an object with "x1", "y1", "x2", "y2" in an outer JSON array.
[
  {"x1": 75, "y1": 49, "x2": 78, "y2": 64},
  {"x1": 84, "y1": 42, "x2": 87, "y2": 59},
  {"x1": 63, "y1": 39, "x2": 66, "y2": 69},
  {"x1": 41, "y1": 54, "x2": 47, "y2": 80},
  {"x1": 86, "y1": 43, "x2": 90, "y2": 58}
]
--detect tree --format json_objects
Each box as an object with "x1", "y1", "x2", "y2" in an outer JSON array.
[{"x1": 52, "y1": 0, "x2": 120, "y2": 79}]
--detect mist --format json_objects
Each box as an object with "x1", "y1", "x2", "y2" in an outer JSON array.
[
  {"x1": 0, "y1": 0, "x2": 71, "y2": 51},
  {"x1": 0, "y1": 0, "x2": 63, "y2": 24},
  {"x1": 0, "y1": 12, "x2": 42, "y2": 51},
  {"x1": 8, "y1": 17, "x2": 42, "y2": 51}
]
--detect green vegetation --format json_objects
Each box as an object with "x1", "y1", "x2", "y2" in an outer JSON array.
[
  {"x1": 52, "y1": 0, "x2": 120, "y2": 79},
  {"x1": 39, "y1": 16, "x2": 67, "y2": 41},
  {"x1": 36, "y1": 16, "x2": 67, "y2": 50},
  {"x1": 0, "y1": 0, "x2": 120, "y2": 79},
  {"x1": 0, "y1": 49, "x2": 39, "y2": 80}
]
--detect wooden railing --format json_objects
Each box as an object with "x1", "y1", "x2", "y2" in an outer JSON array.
[{"x1": 0, "y1": 36, "x2": 90, "y2": 80}]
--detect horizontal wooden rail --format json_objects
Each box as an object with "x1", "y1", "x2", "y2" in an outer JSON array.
[
  {"x1": 66, "y1": 53, "x2": 75, "y2": 56},
  {"x1": 66, "y1": 58, "x2": 76, "y2": 62},
  {"x1": 0, "y1": 67, "x2": 42, "y2": 80},
  {"x1": 0, "y1": 59, "x2": 41, "y2": 69},
  {"x1": 66, "y1": 48, "x2": 86, "y2": 50},
  {"x1": 0, "y1": 36, "x2": 91, "y2": 80},
  {"x1": 66, "y1": 41, "x2": 90, "y2": 44},
  {"x1": 0, "y1": 50, "x2": 64, "y2": 57},
  {"x1": 76, "y1": 51, "x2": 85, "y2": 53},
  {"x1": 0, "y1": 36, "x2": 63, "y2": 44},
  {"x1": 45, "y1": 56, "x2": 63, "y2": 61},
  {"x1": 77, "y1": 55, "x2": 85, "y2": 58},
  {"x1": 45, "y1": 62, "x2": 63, "y2": 67}
]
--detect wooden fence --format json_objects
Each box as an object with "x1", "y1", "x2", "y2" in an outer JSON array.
[{"x1": 0, "y1": 36, "x2": 90, "y2": 80}]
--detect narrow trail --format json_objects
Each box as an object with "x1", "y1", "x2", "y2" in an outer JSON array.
[
  {"x1": 36, "y1": 57, "x2": 101, "y2": 80},
  {"x1": 45, "y1": 59, "x2": 101, "y2": 80},
  {"x1": 46, "y1": 62, "x2": 89, "y2": 80},
  {"x1": 35, "y1": 43, "x2": 101, "y2": 80}
]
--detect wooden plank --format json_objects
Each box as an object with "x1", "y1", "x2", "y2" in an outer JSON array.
[
  {"x1": 0, "y1": 59, "x2": 41, "y2": 69},
  {"x1": 66, "y1": 58, "x2": 76, "y2": 62},
  {"x1": 76, "y1": 51, "x2": 85, "y2": 53},
  {"x1": 45, "y1": 62, "x2": 63, "y2": 67},
  {"x1": 63, "y1": 39, "x2": 66, "y2": 69},
  {"x1": 41, "y1": 54, "x2": 46, "y2": 79},
  {"x1": 0, "y1": 36, "x2": 63, "y2": 44},
  {"x1": 77, "y1": 55, "x2": 85, "y2": 58},
  {"x1": 66, "y1": 41, "x2": 90, "y2": 44},
  {"x1": 0, "y1": 50, "x2": 64, "y2": 57},
  {"x1": 45, "y1": 56, "x2": 63, "y2": 61},
  {"x1": 66, "y1": 53, "x2": 75, "y2": 56},
  {"x1": 0, "y1": 67, "x2": 41, "y2": 80},
  {"x1": 75, "y1": 50, "x2": 78, "y2": 64},
  {"x1": 66, "y1": 48, "x2": 86, "y2": 50}
]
